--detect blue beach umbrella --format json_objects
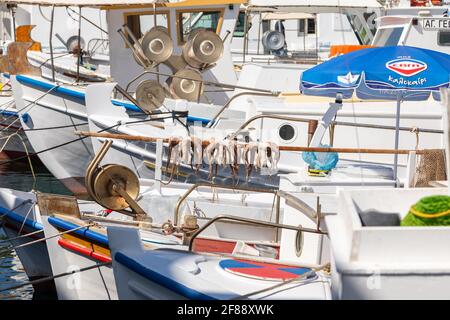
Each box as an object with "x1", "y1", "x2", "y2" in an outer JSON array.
[{"x1": 300, "y1": 46, "x2": 450, "y2": 184}]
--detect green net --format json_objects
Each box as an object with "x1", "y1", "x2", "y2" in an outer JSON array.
[{"x1": 401, "y1": 195, "x2": 450, "y2": 226}]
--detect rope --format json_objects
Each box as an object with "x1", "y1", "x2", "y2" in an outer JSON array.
[
  {"x1": 0, "y1": 229, "x2": 43, "y2": 245},
  {"x1": 35, "y1": 52, "x2": 73, "y2": 69},
  {"x1": 23, "y1": 122, "x2": 89, "y2": 131},
  {"x1": 17, "y1": 203, "x2": 34, "y2": 236},
  {"x1": 409, "y1": 206, "x2": 450, "y2": 219},
  {"x1": 0, "y1": 261, "x2": 111, "y2": 293},
  {"x1": 230, "y1": 264, "x2": 330, "y2": 300},
  {"x1": 0, "y1": 132, "x2": 37, "y2": 188},
  {"x1": 0, "y1": 113, "x2": 188, "y2": 167},
  {"x1": 411, "y1": 127, "x2": 420, "y2": 150},
  {"x1": 231, "y1": 271, "x2": 317, "y2": 300},
  {"x1": 0, "y1": 199, "x2": 34, "y2": 220},
  {"x1": 0, "y1": 83, "x2": 63, "y2": 131},
  {"x1": 10, "y1": 222, "x2": 96, "y2": 250}
]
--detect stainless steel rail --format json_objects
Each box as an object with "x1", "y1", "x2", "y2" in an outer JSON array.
[
  {"x1": 188, "y1": 214, "x2": 327, "y2": 251},
  {"x1": 228, "y1": 114, "x2": 443, "y2": 141},
  {"x1": 173, "y1": 182, "x2": 279, "y2": 226},
  {"x1": 206, "y1": 91, "x2": 279, "y2": 128}
]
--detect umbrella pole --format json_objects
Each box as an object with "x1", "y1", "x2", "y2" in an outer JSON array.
[{"x1": 393, "y1": 93, "x2": 401, "y2": 187}]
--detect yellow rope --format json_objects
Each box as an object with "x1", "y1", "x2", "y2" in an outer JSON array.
[{"x1": 409, "y1": 206, "x2": 450, "y2": 219}]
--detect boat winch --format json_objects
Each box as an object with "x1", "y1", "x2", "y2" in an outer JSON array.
[
  {"x1": 85, "y1": 140, "x2": 150, "y2": 222},
  {"x1": 182, "y1": 29, "x2": 224, "y2": 69},
  {"x1": 135, "y1": 79, "x2": 167, "y2": 112},
  {"x1": 169, "y1": 68, "x2": 204, "y2": 101},
  {"x1": 119, "y1": 24, "x2": 225, "y2": 102},
  {"x1": 141, "y1": 26, "x2": 174, "y2": 64}
]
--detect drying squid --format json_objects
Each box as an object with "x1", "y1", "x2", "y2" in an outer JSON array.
[
  {"x1": 166, "y1": 136, "x2": 182, "y2": 172},
  {"x1": 180, "y1": 136, "x2": 192, "y2": 164},
  {"x1": 227, "y1": 139, "x2": 240, "y2": 179},
  {"x1": 256, "y1": 142, "x2": 270, "y2": 170},
  {"x1": 191, "y1": 136, "x2": 203, "y2": 172},
  {"x1": 204, "y1": 139, "x2": 220, "y2": 180},
  {"x1": 217, "y1": 141, "x2": 232, "y2": 166},
  {"x1": 266, "y1": 142, "x2": 280, "y2": 175},
  {"x1": 243, "y1": 141, "x2": 259, "y2": 180}
]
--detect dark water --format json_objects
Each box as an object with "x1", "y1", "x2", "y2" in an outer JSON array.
[{"x1": 0, "y1": 159, "x2": 70, "y2": 300}]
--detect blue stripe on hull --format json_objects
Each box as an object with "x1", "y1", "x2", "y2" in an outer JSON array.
[
  {"x1": 0, "y1": 205, "x2": 43, "y2": 231},
  {"x1": 115, "y1": 251, "x2": 215, "y2": 300},
  {"x1": 47, "y1": 216, "x2": 109, "y2": 246},
  {"x1": 12, "y1": 74, "x2": 211, "y2": 124}
]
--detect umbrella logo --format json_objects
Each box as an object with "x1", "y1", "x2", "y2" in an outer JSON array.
[
  {"x1": 385, "y1": 59, "x2": 427, "y2": 77},
  {"x1": 337, "y1": 72, "x2": 360, "y2": 86}
]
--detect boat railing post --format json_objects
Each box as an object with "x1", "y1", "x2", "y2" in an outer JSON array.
[
  {"x1": 242, "y1": 8, "x2": 249, "y2": 64},
  {"x1": 76, "y1": 6, "x2": 82, "y2": 83},
  {"x1": 49, "y1": 5, "x2": 55, "y2": 82},
  {"x1": 393, "y1": 92, "x2": 402, "y2": 187}
]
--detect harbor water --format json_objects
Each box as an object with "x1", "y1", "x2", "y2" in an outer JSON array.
[{"x1": 0, "y1": 159, "x2": 69, "y2": 300}]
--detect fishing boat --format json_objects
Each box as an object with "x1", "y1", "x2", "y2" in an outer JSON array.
[
  {"x1": 0, "y1": 105, "x2": 440, "y2": 298},
  {"x1": 3, "y1": 0, "x2": 384, "y2": 194},
  {"x1": 0, "y1": 97, "x2": 419, "y2": 297},
  {"x1": 0, "y1": 2, "x2": 109, "y2": 161},
  {"x1": 325, "y1": 87, "x2": 450, "y2": 299},
  {"x1": 107, "y1": 225, "x2": 331, "y2": 300},
  {"x1": 5, "y1": 0, "x2": 249, "y2": 195},
  {"x1": 21, "y1": 138, "x2": 291, "y2": 299}
]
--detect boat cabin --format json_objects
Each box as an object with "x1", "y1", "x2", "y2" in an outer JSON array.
[
  {"x1": 232, "y1": 0, "x2": 382, "y2": 65},
  {"x1": 373, "y1": 5, "x2": 450, "y2": 54},
  {"x1": 105, "y1": 0, "x2": 244, "y2": 104}
]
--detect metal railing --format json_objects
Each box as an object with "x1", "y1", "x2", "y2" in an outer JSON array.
[
  {"x1": 188, "y1": 214, "x2": 327, "y2": 251},
  {"x1": 173, "y1": 182, "x2": 279, "y2": 226},
  {"x1": 206, "y1": 91, "x2": 279, "y2": 128},
  {"x1": 227, "y1": 114, "x2": 443, "y2": 141},
  {"x1": 87, "y1": 38, "x2": 109, "y2": 58}
]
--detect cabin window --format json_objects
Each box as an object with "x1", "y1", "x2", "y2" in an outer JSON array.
[
  {"x1": 233, "y1": 11, "x2": 246, "y2": 37},
  {"x1": 279, "y1": 123, "x2": 296, "y2": 142},
  {"x1": 125, "y1": 12, "x2": 170, "y2": 40},
  {"x1": 372, "y1": 27, "x2": 403, "y2": 47},
  {"x1": 438, "y1": 31, "x2": 450, "y2": 46},
  {"x1": 177, "y1": 10, "x2": 223, "y2": 44},
  {"x1": 298, "y1": 18, "x2": 316, "y2": 36}
]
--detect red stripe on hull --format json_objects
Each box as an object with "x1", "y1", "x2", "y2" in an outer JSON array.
[{"x1": 57, "y1": 238, "x2": 111, "y2": 263}]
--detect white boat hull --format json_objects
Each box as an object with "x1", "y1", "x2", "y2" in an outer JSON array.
[{"x1": 0, "y1": 188, "x2": 52, "y2": 279}]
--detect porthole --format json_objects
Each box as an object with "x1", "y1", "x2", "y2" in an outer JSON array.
[
  {"x1": 278, "y1": 123, "x2": 296, "y2": 142},
  {"x1": 295, "y1": 225, "x2": 304, "y2": 257}
]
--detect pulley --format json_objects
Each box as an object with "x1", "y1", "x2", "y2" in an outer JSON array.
[
  {"x1": 141, "y1": 26, "x2": 173, "y2": 64},
  {"x1": 262, "y1": 30, "x2": 285, "y2": 51},
  {"x1": 182, "y1": 29, "x2": 224, "y2": 68},
  {"x1": 135, "y1": 80, "x2": 167, "y2": 112},
  {"x1": 92, "y1": 164, "x2": 140, "y2": 211},
  {"x1": 66, "y1": 35, "x2": 86, "y2": 54},
  {"x1": 169, "y1": 68, "x2": 203, "y2": 101},
  {"x1": 85, "y1": 140, "x2": 148, "y2": 221}
]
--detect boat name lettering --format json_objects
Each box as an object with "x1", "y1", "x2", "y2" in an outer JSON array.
[{"x1": 388, "y1": 75, "x2": 427, "y2": 86}]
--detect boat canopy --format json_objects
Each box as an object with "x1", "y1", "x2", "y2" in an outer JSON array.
[
  {"x1": 261, "y1": 12, "x2": 315, "y2": 20},
  {"x1": 4, "y1": 0, "x2": 160, "y2": 7},
  {"x1": 3, "y1": 0, "x2": 247, "y2": 8},
  {"x1": 246, "y1": 0, "x2": 382, "y2": 13}
]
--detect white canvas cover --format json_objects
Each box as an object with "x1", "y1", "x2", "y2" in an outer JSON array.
[
  {"x1": 4, "y1": 0, "x2": 160, "y2": 7},
  {"x1": 247, "y1": 0, "x2": 382, "y2": 13}
]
